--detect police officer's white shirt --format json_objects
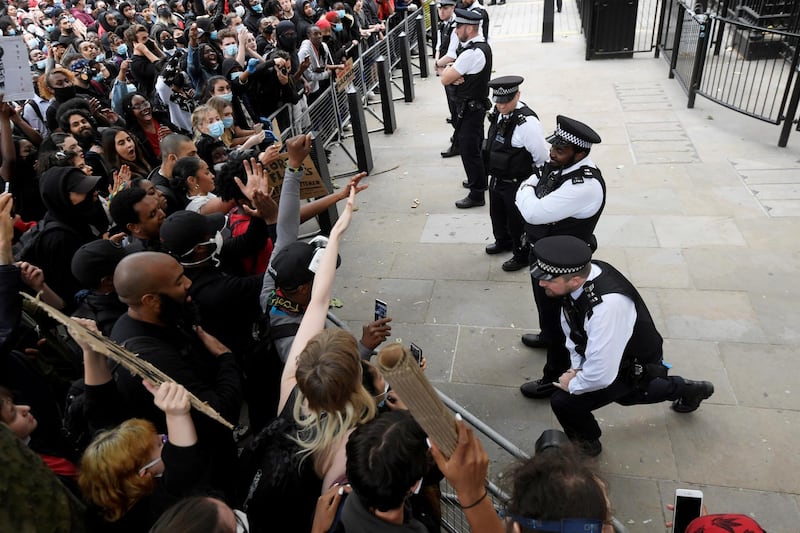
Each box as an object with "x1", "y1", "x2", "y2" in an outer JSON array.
[
  {"x1": 494, "y1": 102, "x2": 549, "y2": 167},
  {"x1": 514, "y1": 156, "x2": 604, "y2": 225},
  {"x1": 560, "y1": 263, "x2": 636, "y2": 395},
  {"x1": 451, "y1": 35, "x2": 486, "y2": 76}
]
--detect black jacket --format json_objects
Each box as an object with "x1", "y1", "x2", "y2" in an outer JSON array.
[{"x1": 109, "y1": 313, "x2": 243, "y2": 496}]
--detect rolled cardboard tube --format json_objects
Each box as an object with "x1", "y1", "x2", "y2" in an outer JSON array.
[{"x1": 377, "y1": 343, "x2": 458, "y2": 457}]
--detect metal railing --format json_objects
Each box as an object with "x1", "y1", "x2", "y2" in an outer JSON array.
[
  {"x1": 436, "y1": 390, "x2": 629, "y2": 533},
  {"x1": 659, "y1": 0, "x2": 800, "y2": 146}
]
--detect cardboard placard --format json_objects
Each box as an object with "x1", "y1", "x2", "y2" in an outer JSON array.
[
  {"x1": 0, "y1": 37, "x2": 36, "y2": 101},
  {"x1": 263, "y1": 153, "x2": 329, "y2": 200},
  {"x1": 335, "y1": 57, "x2": 356, "y2": 93}
]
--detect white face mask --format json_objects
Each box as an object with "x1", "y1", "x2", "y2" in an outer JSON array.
[
  {"x1": 180, "y1": 231, "x2": 224, "y2": 267},
  {"x1": 235, "y1": 5, "x2": 246, "y2": 16},
  {"x1": 234, "y1": 509, "x2": 249, "y2": 533}
]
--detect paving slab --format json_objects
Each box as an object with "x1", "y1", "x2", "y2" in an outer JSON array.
[
  {"x1": 667, "y1": 403, "x2": 800, "y2": 493},
  {"x1": 654, "y1": 288, "x2": 767, "y2": 343},
  {"x1": 719, "y1": 343, "x2": 800, "y2": 410},
  {"x1": 320, "y1": 4, "x2": 800, "y2": 526}
]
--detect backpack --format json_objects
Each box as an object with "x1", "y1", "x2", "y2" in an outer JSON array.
[
  {"x1": 61, "y1": 336, "x2": 170, "y2": 457},
  {"x1": 236, "y1": 386, "x2": 322, "y2": 533},
  {"x1": 14, "y1": 219, "x2": 79, "y2": 265},
  {"x1": 241, "y1": 320, "x2": 298, "y2": 434}
]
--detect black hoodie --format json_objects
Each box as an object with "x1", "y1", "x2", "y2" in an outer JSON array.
[{"x1": 35, "y1": 167, "x2": 106, "y2": 312}]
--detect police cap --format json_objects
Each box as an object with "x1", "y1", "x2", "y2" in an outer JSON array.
[
  {"x1": 438, "y1": 0, "x2": 456, "y2": 7},
  {"x1": 530, "y1": 235, "x2": 593, "y2": 281},
  {"x1": 489, "y1": 75, "x2": 523, "y2": 103},
  {"x1": 454, "y1": 8, "x2": 482, "y2": 24},
  {"x1": 546, "y1": 115, "x2": 602, "y2": 150}
]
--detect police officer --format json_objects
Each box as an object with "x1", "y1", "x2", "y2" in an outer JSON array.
[
  {"x1": 483, "y1": 76, "x2": 548, "y2": 271},
  {"x1": 441, "y1": 8, "x2": 492, "y2": 209},
  {"x1": 530, "y1": 235, "x2": 715, "y2": 456},
  {"x1": 434, "y1": 0, "x2": 460, "y2": 158},
  {"x1": 515, "y1": 116, "x2": 606, "y2": 398}
]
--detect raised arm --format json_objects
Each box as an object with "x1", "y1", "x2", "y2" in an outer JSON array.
[{"x1": 277, "y1": 184, "x2": 357, "y2": 413}]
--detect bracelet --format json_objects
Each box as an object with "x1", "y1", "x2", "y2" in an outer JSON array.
[
  {"x1": 287, "y1": 165, "x2": 303, "y2": 173},
  {"x1": 460, "y1": 489, "x2": 488, "y2": 510}
]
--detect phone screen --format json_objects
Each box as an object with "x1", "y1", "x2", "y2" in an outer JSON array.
[
  {"x1": 409, "y1": 343, "x2": 422, "y2": 366},
  {"x1": 374, "y1": 299, "x2": 387, "y2": 321},
  {"x1": 673, "y1": 495, "x2": 702, "y2": 533}
]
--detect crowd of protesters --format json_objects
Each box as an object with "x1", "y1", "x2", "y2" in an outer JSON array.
[{"x1": 0, "y1": 0, "x2": 762, "y2": 531}]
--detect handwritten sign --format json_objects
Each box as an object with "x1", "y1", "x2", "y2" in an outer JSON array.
[
  {"x1": 0, "y1": 37, "x2": 36, "y2": 101},
  {"x1": 263, "y1": 153, "x2": 330, "y2": 200},
  {"x1": 335, "y1": 57, "x2": 356, "y2": 93}
]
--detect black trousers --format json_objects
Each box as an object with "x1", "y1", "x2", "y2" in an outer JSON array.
[
  {"x1": 529, "y1": 247, "x2": 571, "y2": 380},
  {"x1": 458, "y1": 106, "x2": 488, "y2": 198},
  {"x1": 489, "y1": 176, "x2": 527, "y2": 257},
  {"x1": 551, "y1": 375, "x2": 687, "y2": 441}
]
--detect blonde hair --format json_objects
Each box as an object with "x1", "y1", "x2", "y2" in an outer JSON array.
[
  {"x1": 293, "y1": 329, "x2": 376, "y2": 473},
  {"x1": 205, "y1": 96, "x2": 233, "y2": 147},
  {"x1": 191, "y1": 105, "x2": 217, "y2": 141},
  {"x1": 78, "y1": 419, "x2": 159, "y2": 522}
]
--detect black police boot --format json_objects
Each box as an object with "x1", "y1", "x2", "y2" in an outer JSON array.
[
  {"x1": 671, "y1": 380, "x2": 714, "y2": 413},
  {"x1": 520, "y1": 378, "x2": 556, "y2": 399},
  {"x1": 521, "y1": 333, "x2": 548, "y2": 348},
  {"x1": 485, "y1": 242, "x2": 512, "y2": 255},
  {"x1": 455, "y1": 195, "x2": 485, "y2": 209},
  {"x1": 441, "y1": 145, "x2": 460, "y2": 158},
  {"x1": 502, "y1": 255, "x2": 528, "y2": 272}
]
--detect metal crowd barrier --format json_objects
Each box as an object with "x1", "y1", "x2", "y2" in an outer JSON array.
[{"x1": 437, "y1": 390, "x2": 629, "y2": 533}]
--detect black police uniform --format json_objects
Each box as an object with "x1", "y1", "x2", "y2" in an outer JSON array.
[
  {"x1": 436, "y1": 3, "x2": 458, "y2": 128},
  {"x1": 516, "y1": 117, "x2": 606, "y2": 396},
  {"x1": 484, "y1": 76, "x2": 548, "y2": 270},
  {"x1": 531, "y1": 236, "x2": 714, "y2": 455},
  {"x1": 450, "y1": 9, "x2": 492, "y2": 205}
]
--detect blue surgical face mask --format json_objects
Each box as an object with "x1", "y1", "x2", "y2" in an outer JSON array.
[
  {"x1": 210, "y1": 30, "x2": 218, "y2": 40},
  {"x1": 36, "y1": 59, "x2": 47, "y2": 70},
  {"x1": 234, "y1": 5, "x2": 245, "y2": 16},
  {"x1": 252, "y1": 4, "x2": 262, "y2": 13},
  {"x1": 68, "y1": 17, "x2": 75, "y2": 23},
  {"x1": 334, "y1": 22, "x2": 342, "y2": 32},
  {"x1": 222, "y1": 116, "x2": 234, "y2": 128},
  {"x1": 235, "y1": 24, "x2": 244, "y2": 34},
  {"x1": 224, "y1": 44, "x2": 238, "y2": 56},
  {"x1": 27, "y1": 37, "x2": 41, "y2": 49},
  {"x1": 117, "y1": 43, "x2": 128, "y2": 55},
  {"x1": 230, "y1": 71, "x2": 242, "y2": 80},
  {"x1": 7, "y1": 29, "x2": 16, "y2": 35},
  {"x1": 336, "y1": 9, "x2": 345, "y2": 17},
  {"x1": 45, "y1": 24, "x2": 55, "y2": 32},
  {"x1": 208, "y1": 120, "x2": 225, "y2": 138},
  {"x1": 93, "y1": 73, "x2": 104, "y2": 82},
  {"x1": 220, "y1": 92, "x2": 233, "y2": 102},
  {"x1": 95, "y1": 52, "x2": 106, "y2": 62},
  {"x1": 126, "y1": 83, "x2": 137, "y2": 93}
]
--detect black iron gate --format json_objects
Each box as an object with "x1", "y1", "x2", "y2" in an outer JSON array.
[{"x1": 659, "y1": 0, "x2": 800, "y2": 146}]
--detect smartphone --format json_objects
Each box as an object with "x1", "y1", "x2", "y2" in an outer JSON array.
[
  {"x1": 672, "y1": 489, "x2": 703, "y2": 533},
  {"x1": 409, "y1": 342, "x2": 423, "y2": 366},
  {"x1": 374, "y1": 299, "x2": 387, "y2": 322}
]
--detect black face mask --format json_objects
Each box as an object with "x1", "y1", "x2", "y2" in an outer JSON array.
[
  {"x1": 72, "y1": 190, "x2": 99, "y2": 218},
  {"x1": 163, "y1": 38, "x2": 175, "y2": 49},
  {"x1": 53, "y1": 85, "x2": 77, "y2": 102},
  {"x1": 277, "y1": 32, "x2": 296, "y2": 50}
]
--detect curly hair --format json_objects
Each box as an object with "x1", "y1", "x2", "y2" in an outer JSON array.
[
  {"x1": 78, "y1": 418, "x2": 159, "y2": 522},
  {"x1": 506, "y1": 444, "x2": 610, "y2": 531},
  {"x1": 38, "y1": 66, "x2": 76, "y2": 100}
]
